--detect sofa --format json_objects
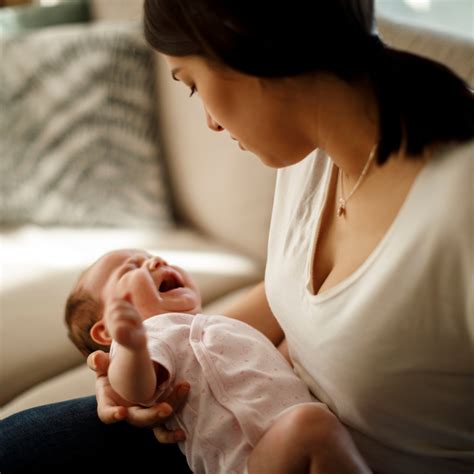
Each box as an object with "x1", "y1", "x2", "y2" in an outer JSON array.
[{"x1": 1, "y1": 0, "x2": 473, "y2": 419}]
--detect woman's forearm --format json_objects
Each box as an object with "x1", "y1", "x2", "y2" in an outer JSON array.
[
  {"x1": 222, "y1": 281, "x2": 285, "y2": 346},
  {"x1": 108, "y1": 345, "x2": 158, "y2": 405},
  {"x1": 277, "y1": 338, "x2": 292, "y2": 365}
]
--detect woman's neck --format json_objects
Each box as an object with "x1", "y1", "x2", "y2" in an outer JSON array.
[{"x1": 302, "y1": 74, "x2": 381, "y2": 185}]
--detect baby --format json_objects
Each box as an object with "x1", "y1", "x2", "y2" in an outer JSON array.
[{"x1": 65, "y1": 248, "x2": 369, "y2": 474}]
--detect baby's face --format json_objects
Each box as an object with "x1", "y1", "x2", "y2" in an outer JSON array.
[{"x1": 81, "y1": 249, "x2": 202, "y2": 319}]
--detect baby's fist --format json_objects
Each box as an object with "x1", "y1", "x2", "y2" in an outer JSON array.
[{"x1": 105, "y1": 297, "x2": 147, "y2": 350}]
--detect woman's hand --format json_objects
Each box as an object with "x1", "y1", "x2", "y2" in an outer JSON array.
[{"x1": 87, "y1": 350, "x2": 190, "y2": 443}]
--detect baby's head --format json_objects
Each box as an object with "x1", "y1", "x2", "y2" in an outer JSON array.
[{"x1": 65, "y1": 249, "x2": 202, "y2": 357}]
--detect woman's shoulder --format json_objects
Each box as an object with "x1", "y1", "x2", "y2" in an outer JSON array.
[
  {"x1": 430, "y1": 139, "x2": 473, "y2": 176},
  {"x1": 419, "y1": 140, "x2": 473, "y2": 240},
  {"x1": 422, "y1": 140, "x2": 473, "y2": 199}
]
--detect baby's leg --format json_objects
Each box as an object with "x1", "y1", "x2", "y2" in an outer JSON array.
[
  {"x1": 105, "y1": 298, "x2": 147, "y2": 350},
  {"x1": 247, "y1": 403, "x2": 371, "y2": 474}
]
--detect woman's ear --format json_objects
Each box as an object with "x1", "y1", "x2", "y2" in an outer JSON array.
[{"x1": 90, "y1": 320, "x2": 112, "y2": 346}]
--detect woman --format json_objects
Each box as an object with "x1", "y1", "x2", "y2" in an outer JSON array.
[{"x1": 1, "y1": 0, "x2": 473, "y2": 472}]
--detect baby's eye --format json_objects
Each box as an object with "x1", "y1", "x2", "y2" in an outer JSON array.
[
  {"x1": 189, "y1": 86, "x2": 197, "y2": 98},
  {"x1": 134, "y1": 256, "x2": 147, "y2": 266},
  {"x1": 126, "y1": 256, "x2": 143, "y2": 268},
  {"x1": 118, "y1": 259, "x2": 138, "y2": 278}
]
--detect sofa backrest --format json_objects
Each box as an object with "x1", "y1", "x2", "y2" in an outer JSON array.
[{"x1": 378, "y1": 16, "x2": 474, "y2": 87}]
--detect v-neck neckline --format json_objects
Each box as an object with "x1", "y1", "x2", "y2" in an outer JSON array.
[{"x1": 305, "y1": 152, "x2": 431, "y2": 303}]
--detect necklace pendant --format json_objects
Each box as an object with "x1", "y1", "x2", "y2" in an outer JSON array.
[{"x1": 337, "y1": 199, "x2": 346, "y2": 217}]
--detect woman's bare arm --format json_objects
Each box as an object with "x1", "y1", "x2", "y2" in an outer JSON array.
[{"x1": 222, "y1": 281, "x2": 285, "y2": 347}]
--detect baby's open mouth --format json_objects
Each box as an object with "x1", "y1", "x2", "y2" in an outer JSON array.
[{"x1": 159, "y1": 275, "x2": 183, "y2": 293}]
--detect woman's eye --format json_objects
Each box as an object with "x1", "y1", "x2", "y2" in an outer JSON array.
[{"x1": 189, "y1": 86, "x2": 197, "y2": 97}]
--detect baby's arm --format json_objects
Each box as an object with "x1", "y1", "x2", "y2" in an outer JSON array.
[{"x1": 105, "y1": 298, "x2": 167, "y2": 405}]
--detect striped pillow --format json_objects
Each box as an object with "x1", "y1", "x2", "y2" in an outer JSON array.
[{"x1": 0, "y1": 22, "x2": 174, "y2": 229}]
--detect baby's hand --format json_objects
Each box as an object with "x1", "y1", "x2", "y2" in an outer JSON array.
[{"x1": 104, "y1": 297, "x2": 147, "y2": 350}]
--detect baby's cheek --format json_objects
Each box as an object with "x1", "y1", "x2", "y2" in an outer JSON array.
[{"x1": 184, "y1": 293, "x2": 201, "y2": 309}]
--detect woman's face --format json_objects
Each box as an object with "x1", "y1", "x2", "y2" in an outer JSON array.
[{"x1": 163, "y1": 55, "x2": 317, "y2": 167}]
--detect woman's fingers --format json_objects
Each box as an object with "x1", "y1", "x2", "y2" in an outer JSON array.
[
  {"x1": 124, "y1": 381, "x2": 190, "y2": 445},
  {"x1": 97, "y1": 399, "x2": 127, "y2": 424},
  {"x1": 125, "y1": 399, "x2": 180, "y2": 428},
  {"x1": 126, "y1": 404, "x2": 168, "y2": 428},
  {"x1": 87, "y1": 350, "x2": 110, "y2": 375},
  {"x1": 88, "y1": 350, "x2": 129, "y2": 424},
  {"x1": 126, "y1": 382, "x2": 190, "y2": 428},
  {"x1": 95, "y1": 373, "x2": 128, "y2": 424},
  {"x1": 153, "y1": 425, "x2": 186, "y2": 444}
]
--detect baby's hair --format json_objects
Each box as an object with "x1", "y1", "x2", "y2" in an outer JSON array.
[{"x1": 65, "y1": 286, "x2": 109, "y2": 358}]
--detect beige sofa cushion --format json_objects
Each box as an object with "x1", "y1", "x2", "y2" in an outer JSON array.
[{"x1": 0, "y1": 225, "x2": 261, "y2": 407}]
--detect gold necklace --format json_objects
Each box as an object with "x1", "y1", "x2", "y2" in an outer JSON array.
[{"x1": 337, "y1": 143, "x2": 378, "y2": 217}]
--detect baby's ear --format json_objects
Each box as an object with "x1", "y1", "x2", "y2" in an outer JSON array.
[{"x1": 90, "y1": 320, "x2": 112, "y2": 346}]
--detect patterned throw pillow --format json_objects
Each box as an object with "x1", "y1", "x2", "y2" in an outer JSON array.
[{"x1": 0, "y1": 22, "x2": 174, "y2": 228}]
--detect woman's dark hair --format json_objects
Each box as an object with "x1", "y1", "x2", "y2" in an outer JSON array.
[{"x1": 144, "y1": 0, "x2": 474, "y2": 164}]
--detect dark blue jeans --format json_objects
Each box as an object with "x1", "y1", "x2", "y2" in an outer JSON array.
[{"x1": 0, "y1": 396, "x2": 191, "y2": 473}]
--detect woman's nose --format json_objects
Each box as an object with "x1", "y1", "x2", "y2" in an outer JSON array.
[{"x1": 205, "y1": 110, "x2": 224, "y2": 132}]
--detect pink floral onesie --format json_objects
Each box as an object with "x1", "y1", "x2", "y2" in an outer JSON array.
[{"x1": 112, "y1": 312, "x2": 314, "y2": 474}]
